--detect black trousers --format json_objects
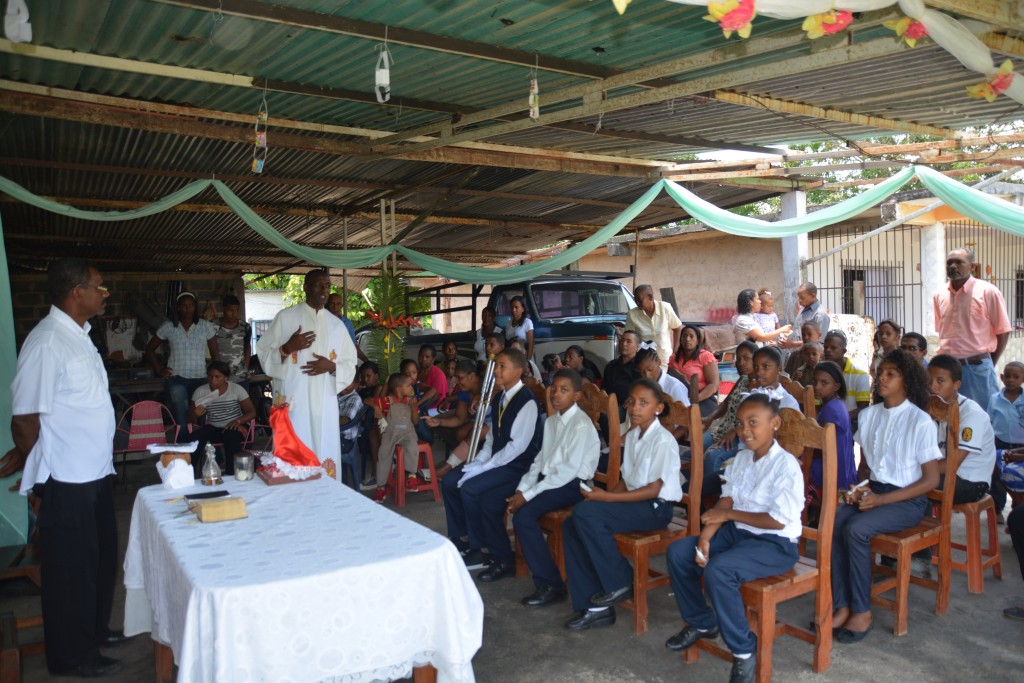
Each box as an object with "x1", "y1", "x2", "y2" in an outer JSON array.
[
  {"x1": 36, "y1": 476, "x2": 117, "y2": 672},
  {"x1": 1009, "y1": 505, "x2": 1024, "y2": 583}
]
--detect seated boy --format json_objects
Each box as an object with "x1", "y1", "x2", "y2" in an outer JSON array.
[
  {"x1": 508, "y1": 369, "x2": 599, "y2": 605},
  {"x1": 783, "y1": 320, "x2": 822, "y2": 377},
  {"x1": 791, "y1": 342, "x2": 823, "y2": 388},
  {"x1": 929, "y1": 355, "x2": 995, "y2": 503},
  {"x1": 441, "y1": 349, "x2": 542, "y2": 580}
]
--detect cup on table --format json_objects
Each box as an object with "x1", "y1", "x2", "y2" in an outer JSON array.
[{"x1": 234, "y1": 454, "x2": 255, "y2": 481}]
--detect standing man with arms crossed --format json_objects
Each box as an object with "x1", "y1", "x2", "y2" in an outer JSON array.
[
  {"x1": 257, "y1": 269, "x2": 357, "y2": 471},
  {"x1": 626, "y1": 284, "x2": 682, "y2": 371},
  {"x1": 1, "y1": 258, "x2": 128, "y2": 677},
  {"x1": 934, "y1": 247, "x2": 1012, "y2": 515}
]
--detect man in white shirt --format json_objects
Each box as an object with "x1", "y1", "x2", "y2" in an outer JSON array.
[
  {"x1": 2, "y1": 258, "x2": 126, "y2": 677},
  {"x1": 626, "y1": 285, "x2": 682, "y2": 370},
  {"x1": 256, "y1": 270, "x2": 357, "y2": 469}
]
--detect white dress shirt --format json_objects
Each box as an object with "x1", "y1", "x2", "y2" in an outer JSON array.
[
  {"x1": 13, "y1": 306, "x2": 116, "y2": 492},
  {"x1": 749, "y1": 383, "x2": 801, "y2": 413},
  {"x1": 460, "y1": 381, "x2": 539, "y2": 486},
  {"x1": 721, "y1": 441, "x2": 804, "y2": 540},
  {"x1": 621, "y1": 419, "x2": 683, "y2": 502},
  {"x1": 657, "y1": 371, "x2": 691, "y2": 407},
  {"x1": 856, "y1": 399, "x2": 943, "y2": 488},
  {"x1": 936, "y1": 395, "x2": 996, "y2": 484},
  {"x1": 517, "y1": 403, "x2": 600, "y2": 501}
]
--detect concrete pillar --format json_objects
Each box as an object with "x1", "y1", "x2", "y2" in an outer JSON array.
[
  {"x1": 920, "y1": 221, "x2": 946, "y2": 340},
  {"x1": 780, "y1": 191, "x2": 808, "y2": 326}
]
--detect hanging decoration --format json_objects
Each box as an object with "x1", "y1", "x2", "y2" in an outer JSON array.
[
  {"x1": 528, "y1": 55, "x2": 540, "y2": 120},
  {"x1": 375, "y1": 28, "x2": 394, "y2": 104},
  {"x1": 251, "y1": 94, "x2": 268, "y2": 174},
  {"x1": 3, "y1": 0, "x2": 31, "y2": 43},
  {"x1": 883, "y1": 15, "x2": 928, "y2": 47},
  {"x1": 802, "y1": 10, "x2": 853, "y2": 40},
  {"x1": 703, "y1": 0, "x2": 756, "y2": 39},
  {"x1": 638, "y1": 1, "x2": 1024, "y2": 106},
  {"x1": 966, "y1": 59, "x2": 1017, "y2": 103},
  {"x1": 612, "y1": 0, "x2": 632, "y2": 15}
]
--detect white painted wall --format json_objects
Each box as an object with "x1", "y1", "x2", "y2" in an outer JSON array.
[{"x1": 245, "y1": 290, "x2": 288, "y2": 323}]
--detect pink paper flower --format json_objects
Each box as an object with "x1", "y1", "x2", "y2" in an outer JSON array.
[
  {"x1": 704, "y1": 0, "x2": 757, "y2": 40},
  {"x1": 884, "y1": 16, "x2": 929, "y2": 47},
  {"x1": 802, "y1": 10, "x2": 854, "y2": 40}
]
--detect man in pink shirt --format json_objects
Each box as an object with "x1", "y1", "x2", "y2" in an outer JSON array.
[{"x1": 933, "y1": 247, "x2": 1011, "y2": 412}]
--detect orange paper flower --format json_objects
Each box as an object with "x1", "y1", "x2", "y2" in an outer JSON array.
[
  {"x1": 966, "y1": 60, "x2": 1017, "y2": 102},
  {"x1": 884, "y1": 16, "x2": 928, "y2": 47},
  {"x1": 704, "y1": 0, "x2": 756, "y2": 40},
  {"x1": 802, "y1": 10, "x2": 853, "y2": 40}
]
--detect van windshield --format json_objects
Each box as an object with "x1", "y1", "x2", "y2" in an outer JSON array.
[{"x1": 530, "y1": 281, "x2": 633, "y2": 321}]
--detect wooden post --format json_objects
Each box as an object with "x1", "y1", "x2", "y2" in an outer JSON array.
[
  {"x1": 342, "y1": 216, "x2": 349, "y2": 316},
  {"x1": 413, "y1": 664, "x2": 438, "y2": 683},
  {"x1": 154, "y1": 642, "x2": 173, "y2": 683}
]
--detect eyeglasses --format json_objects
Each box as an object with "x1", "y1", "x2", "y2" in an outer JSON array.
[
  {"x1": 78, "y1": 284, "x2": 109, "y2": 294},
  {"x1": 900, "y1": 345, "x2": 921, "y2": 352}
]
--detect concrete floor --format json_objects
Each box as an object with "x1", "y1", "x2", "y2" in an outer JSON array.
[{"x1": 5, "y1": 462, "x2": 1024, "y2": 682}]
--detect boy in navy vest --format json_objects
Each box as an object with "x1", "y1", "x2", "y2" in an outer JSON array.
[{"x1": 442, "y1": 348, "x2": 543, "y2": 581}]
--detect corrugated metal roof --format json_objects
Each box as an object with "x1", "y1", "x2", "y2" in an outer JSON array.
[{"x1": 1, "y1": 1, "x2": 1021, "y2": 276}]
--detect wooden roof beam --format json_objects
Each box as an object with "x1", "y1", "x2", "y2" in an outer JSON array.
[
  {"x1": 927, "y1": 1, "x2": 1024, "y2": 30},
  {"x1": 0, "y1": 90, "x2": 658, "y2": 178},
  {"x1": 709, "y1": 90, "x2": 958, "y2": 139},
  {"x1": 367, "y1": 37, "x2": 912, "y2": 159}
]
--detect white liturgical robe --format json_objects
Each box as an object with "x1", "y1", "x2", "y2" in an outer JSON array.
[{"x1": 257, "y1": 303, "x2": 357, "y2": 467}]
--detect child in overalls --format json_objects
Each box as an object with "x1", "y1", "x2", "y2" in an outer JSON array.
[{"x1": 368, "y1": 373, "x2": 424, "y2": 503}]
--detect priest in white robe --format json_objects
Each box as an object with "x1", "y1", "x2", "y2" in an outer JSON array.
[{"x1": 257, "y1": 270, "x2": 357, "y2": 469}]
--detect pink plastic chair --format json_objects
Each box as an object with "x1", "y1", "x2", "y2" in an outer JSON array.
[{"x1": 112, "y1": 401, "x2": 179, "y2": 489}]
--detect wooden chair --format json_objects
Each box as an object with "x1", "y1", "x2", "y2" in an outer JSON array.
[
  {"x1": 685, "y1": 409, "x2": 838, "y2": 683},
  {"x1": 613, "y1": 398, "x2": 704, "y2": 634},
  {"x1": 780, "y1": 375, "x2": 815, "y2": 418},
  {"x1": 513, "y1": 387, "x2": 619, "y2": 580},
  {"x1": 870, "y1": 396, "x2": 960, "y2": 635},
  {"x1": 947, "y1": 494, "x2": 1002, "y2": 593},
  {"x1": 522, "y1": 376, "x2": 547, "y2": 408},
  {"x1": 0, "y1": 495, "x2": 44, "y2": 682}
]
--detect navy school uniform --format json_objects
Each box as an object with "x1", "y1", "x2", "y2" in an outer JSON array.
[
  {"x1": 513, "y1": 403, "x2": 601, "y2": 590},
  {"x1": 563, "y1": 419, "x2": 683, "y2": 613},
  {"x1": 831, "y1": 399, "x2": 942, "y2": 615},
  {"x1": 667, "y1": 440, "x2": 804, "y2": 656},
  {"x1": 441, "y1": 381, "x2": 542, "y2": 566}
]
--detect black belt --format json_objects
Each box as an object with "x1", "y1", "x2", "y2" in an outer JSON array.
[{"x1": 958, "y1": 354, "x2": 988, "y2": 366}]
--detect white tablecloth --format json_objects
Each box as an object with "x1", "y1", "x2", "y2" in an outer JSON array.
[{"x1": 123, "y1": 476, "x2": 483, "y2": 683}]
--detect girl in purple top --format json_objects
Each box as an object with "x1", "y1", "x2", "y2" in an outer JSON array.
[{"x1": 812, "y1": 361, "x2": 856, "y2": 491}]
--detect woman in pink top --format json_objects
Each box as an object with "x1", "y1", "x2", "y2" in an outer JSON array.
[{"x1": 670, "y1": 325, "x2": 720, "y2": 418}]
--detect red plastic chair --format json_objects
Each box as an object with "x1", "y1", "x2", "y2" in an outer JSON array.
[
  {"x1": 112, "y1": 401, "x2": 179, "y2": 489},
  {"x1": 386, "y1": 442, "x2": 440, "y2": 507}
]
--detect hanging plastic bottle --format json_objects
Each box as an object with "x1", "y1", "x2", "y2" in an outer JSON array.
[{"x1": 202, "y1": 443, "x2": 223, "y2": 486}]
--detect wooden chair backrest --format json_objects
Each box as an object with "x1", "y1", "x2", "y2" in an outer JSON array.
[
  {"x1": 776, "y1": 408, "x2": 837, "y2": 571},
  {"x1": 523, "y1": 376, "x2": 547, "y2": 409},
  {"x1": 595, "y1": 391, "x2": 621, "y2": 490},
  {"x1": 578, "y1": 382, "x2": 605, "y2": 425},
  {"x1": 661, "y1": 399, "x2": 704, "y2": 535},
  {"x1": 780, "y1": 375, "x2": 816, "y2": 418},
  {"x1": 924, "y1": 395, "x2": 962, "y2": 523}
]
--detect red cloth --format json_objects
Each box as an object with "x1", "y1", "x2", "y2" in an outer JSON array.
[
  {"x1": 268, "y1": 404, "x2": 320, "y2": 467},
  {"x1": 669, "y1": 348, "x2": 717, "y2": 391}
]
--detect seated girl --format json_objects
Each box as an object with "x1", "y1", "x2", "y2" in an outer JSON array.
[
  {"x1": 636, "y1": 346, "x2": 690, "y2": 440},
  {"x1": 669, "y1": 324, "x2": 720, "y2": 417},
  {"x1": 749, "y1": 346, "x2": 801, "y2": 413},
  {"x1": 698, "y1": 340, "x2": 757, "y2": 475},
  {"x1": 542, "y1": 353, "x2": 563, "y2": 387},
  {"x1": 831, "y1": 349, "x2": 940, "y2": 644},
  {"x1": 188, "y1": 360, "x2": 257, "y2": 477},
  {"x1": 561, "y1": 378, "x2": 683, "y2": 631},
  {"x1": 807, "y1": 361, "x2": 856, "y2": 525},
  {"x1": 665, "y1": 394, "x2": 804, "y2": 683}
]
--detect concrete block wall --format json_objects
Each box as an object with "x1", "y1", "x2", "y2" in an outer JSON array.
[{"x1": 9, "y1": 271, "x2": 246, "y2": 352}]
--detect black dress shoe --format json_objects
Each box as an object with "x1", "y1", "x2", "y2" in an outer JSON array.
[
  {"x1": 99, "y1": 630, "x2": 133, "y2": 647},
  {"x1": 590, "y1": 585, "x2": 633, "y2": 607},
  {"x1": 729, "y1": 655, "x2": 756, "y2": 683},
  {"x1": 479, "y1": 561, "x2": 515, "y2": 582},
  {"x1": 565, "y1": 608, "x2": 616, "y2": 631},
  {"x1": 665, "y1": 624, "x2": 720, "y2": 651},
  {"x1": 521, "y1": 584, "x2": 568, "y2": 607},
  {"x1": 51, "y1": 655, "x2": 123, "y2": 678}
]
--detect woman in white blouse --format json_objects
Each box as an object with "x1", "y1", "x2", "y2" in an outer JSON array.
[
  {"x1": 732, "y1": 288, "x2": 791, "y2": 348},
  {"x1": 504, "y1": 296, "x2": 535, "y2": 360},
  {"x1": 664, "y1": 393, "x2": 804, "y2": 683},
  {"x1": 561, "y1": 378, "x2": 683, "y2": 631},
  {"x1": 830, "y1": 349, "x2": 940, "y2": 644}
]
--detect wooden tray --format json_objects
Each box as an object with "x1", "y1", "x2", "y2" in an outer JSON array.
[{"x1": 256, "y1": 468, "x2": 322, "y2": 486}]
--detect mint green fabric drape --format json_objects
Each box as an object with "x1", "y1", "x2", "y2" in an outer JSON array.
[
  {"x1": 661, "y1": 167, "x2": 919, "y2": 238},
  {"x1": 916, "y1": 166, "x2": 1024, "y2": 237},
  {"x1": 0, "y1": 166, "x2": 1020, "y2": 285},
  {"x1": 0, "y1": 213, "x2": 26, "y2": 544}
]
